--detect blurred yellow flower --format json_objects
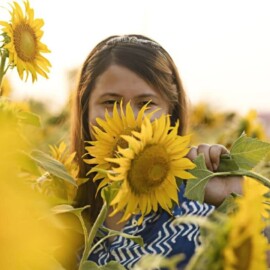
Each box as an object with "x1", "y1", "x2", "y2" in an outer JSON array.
[
  {"x1": 0, "y1": 0, "x2": 51, "y2": 82},
  {"x1": 190, "y1": 102, "x2": 224, "y2": 128},
  {"x1": 239, "y1": 109, "x2": 266, "y2": 140},
  {"x1": 47, "y1": 141, "x2": 86, "y2": 202},
  {"x1": 0, "y1": 76, "x2": 12, "y2": 97},
  {"x1": 244, "y1": 176, "x2": 270, "y2": 219},
  {"x1": 222, "y1": 178, "x2": 269, "y2": 270},
  {"x1": 107, "y1": 115, "x2": 195, "y2": 225},
  {"x1": 0, "y1": 107, "x2": 67, "y2": 270},
  {"x1": 185, "y1": 177, "x2": 270, "y2": 270}
]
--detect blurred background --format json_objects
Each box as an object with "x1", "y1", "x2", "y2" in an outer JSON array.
[{"x1": 2, "y1": 0, "x2": 270, "y2": 142}]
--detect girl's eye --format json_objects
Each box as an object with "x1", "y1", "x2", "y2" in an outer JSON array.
[
  {"x1": 139, "y1": 100, "x2": 155, "y2": 107},
  {"x1": 103, "y1": 100, "x2": 119, "y2": 106}
]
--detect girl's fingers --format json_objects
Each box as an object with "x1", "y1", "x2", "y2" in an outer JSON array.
[
  {"x1": 209, "y1": 145, "x2": 229, "y2": 171},
  {"x1": 187, "y1": 144, "x2": 229, "y2": 172},
  {"x1": 197, "y1": 144, "x2": 213, "y2": 171},
  {"x1": 186, "y1": 146, "x2": 198, "y2": 161}
]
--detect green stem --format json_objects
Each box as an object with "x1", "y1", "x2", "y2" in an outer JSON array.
[
  {"x1": 88, "y1": 232, "x2": 119, "y2": 255},
  {"x1": 78, "y1": 202, "x2": 108, "y2": 270},
  {"x1": 77, "y1": 214, "x2": 88, "y2": 253},
  {"x1": 242, "y1": 170, "x2": 270, "y2": 188},
  {"x1": 0, "y1": 50, "x2": 7, "y2": 95},
  {"x1": 213, "y1": 170, "x2": 270, "y2": 188}
]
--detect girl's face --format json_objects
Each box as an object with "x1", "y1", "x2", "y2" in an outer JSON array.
[{"x1": 88, "y1": 64, "x2": 170, "y2": 132}]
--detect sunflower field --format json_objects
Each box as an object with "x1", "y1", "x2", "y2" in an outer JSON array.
[{"x1": 1, "y1": 1, "x2": 270, "y2": 270}]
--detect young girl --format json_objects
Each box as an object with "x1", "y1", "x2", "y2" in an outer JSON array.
[{"x1": 71, "y1": 34, "x2": 242, "y2": 269}]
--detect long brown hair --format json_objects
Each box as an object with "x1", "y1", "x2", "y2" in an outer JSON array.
[{"x1": 70, "y1": 34, "x2": 189, "y2": 224}]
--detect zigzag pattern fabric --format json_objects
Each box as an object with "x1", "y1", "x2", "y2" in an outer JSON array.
[{"x1": 89, "y1": 184, "x2": 214, "y2": 269}]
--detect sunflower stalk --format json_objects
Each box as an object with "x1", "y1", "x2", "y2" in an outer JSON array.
[
  {"x1": 0, "y1": 50, "x2": 8, "y2": 94},
  {"x1": 78, "y1": 202, "x2": 108, "y2": 270},
  {"x1": 217, "y1": 169, "x2": 270, "y2": 188},
  {"x1": 185, "y1": 161, "x2": 270, "y2": 203}
]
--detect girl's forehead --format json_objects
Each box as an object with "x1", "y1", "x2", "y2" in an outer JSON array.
[{"x1": 91, "y1": 65, "x2": 161, "y2": 99}]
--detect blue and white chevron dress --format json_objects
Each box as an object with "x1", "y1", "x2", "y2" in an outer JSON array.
[{"x1": 88, "y1": 184, "x2": 214, "y2": 269}]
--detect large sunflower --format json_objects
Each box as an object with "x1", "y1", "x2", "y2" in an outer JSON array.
[
  {"x1": 85, "y1": 101, "x2": 156, "y2": 191},
  {"x1": 106, "y1": 115, "x2": 195, "y2": 224},
  {"x1": 222, "y1": 178, "x2": 269, "y2": 270},
  {"x1": 0, "y1": 0, "x2": 51, "y2": 82}
]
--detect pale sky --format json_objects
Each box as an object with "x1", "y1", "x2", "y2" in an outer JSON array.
[{"x1": 2, "y1": 0, "x2": 270, "y2": 115}]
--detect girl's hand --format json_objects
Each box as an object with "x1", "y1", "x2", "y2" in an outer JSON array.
[{"x1": 187, "y1": 144, "x2": 243, "y2": 206}]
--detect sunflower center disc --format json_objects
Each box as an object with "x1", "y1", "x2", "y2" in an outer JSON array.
[
  {"x1": 128, "y1": 144, "x2": 169, "y2": 194},
  {"x1": 113, "y1": 127, "x2": 138, "y2": 155},
  {"x1": 14, "y1": 24, "x2": 36, "y2": 61}
]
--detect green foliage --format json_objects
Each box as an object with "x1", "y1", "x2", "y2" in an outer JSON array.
[
  {"x1": 216, "y1": 154, "x2": 239, "y2": 172},
  {"x1": 133, "y1": 254, "x2": 184, "y2": 270},
  {"x1": 100, "y1": 226, "x2": 144, "y2": 247},
  {"x1": 80, "y1": 261, "x2": 126, "y2": 270},
  {"x1": 184, "y1": 155, "x2": 213, "y2": 203},
  {"x1": 30, "y1": 149, "x2": 77, "y2": 186},
  {"x1": 230, "y1": 134, "x2": 270, "y2": 170},
  {"x1": 17, "y1": 110, "x2": 41, "y2": 127}
]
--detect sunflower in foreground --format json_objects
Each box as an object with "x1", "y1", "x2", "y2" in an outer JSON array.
[
  {"x1": 0, "y1": 0, "x2": 51, "y2": 82},
  {"x1": 85, "y1": 101, "x2": 156, "y2": 192},
  {"x1": 185, "y1": 177, "x2": 269, "y2": 270},
  {"x1": 222, "y1": 177, "x2": 269, "y2": 270},
  {"x1": 106, "y1": 115, "x2": 195, "y2": 225},
  {"x1": 0, "y1": 105, "x2": 69, "y2": 270}
]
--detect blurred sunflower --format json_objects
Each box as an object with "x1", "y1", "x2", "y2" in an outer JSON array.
[
  {"x1": 0, "y1": 0, "x2": 51, "y2": 82},
  {"x1": 85, "y1": 101, "x2": 155, "y2": 191},
  {"x1": 239, "y1": 109, "x2": 266, "y2": 140},
  {"x1": 243, "y1": 176, "x2": 270, "y2": 219},
  {"x1": 185, "y1": 177, "x2": 269, "y2": 270},
  {"x1": 0, "y1": 105, "x2": 67, "y2": 270},
  {"x1": 48, "y1": 141, "x2": 86, "y2": 202},
  {"x1": 107, "y1": 115, "x2": 195, "y2": 224},
  {"x1": 222, "y1": 178, "x2": 269, "y2": 270},
  {"x1": 0, "y1": 76, "x2": 12, "y2": 97}
]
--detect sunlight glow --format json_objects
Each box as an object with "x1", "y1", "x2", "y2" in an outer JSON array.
[{"x1": 3, "y1": 0, "x2": 270, "y2": 114}]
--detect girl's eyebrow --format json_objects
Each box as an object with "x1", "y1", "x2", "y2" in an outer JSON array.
[
  {"x1": 99, "y1": 93, "x2": 158, "y2": 99},
  {"x1": 99, "y1": 93, "x2": 122, "y2": 98},
  {"x1": 135, "y1": 94, "x2": 157, "y2": 99}
]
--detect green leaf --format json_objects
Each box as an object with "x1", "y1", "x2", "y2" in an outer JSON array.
[
  {"x1": 18, "y1": 111, "x2": 41, "y2": 127},
  {"x1": 101, "y1": 183, "x2": 119, "y2": 205},
  {"x1": 50, "y1": 204, "x2": 87, "y2": 234},
  {"x1": 215, "y1": 193, "x2": 238, "y2": 214},
  {"x1": 135, "y1": 253, "x2": 184, "y2": 270},
  {"x1": 17, "y1": 150, "x2": 41, "y2": 176},
  {"x1": 101, "y1": 226, "x2": 144, "y2": 247},
  {"x1": 80, "y1": 261, "x2": 126, "y2": 270},
  {"x1": 217, "y1": 154, "x2": 239, "y2": 172},
  {"x1": 100, "y1": 261, "x2": 127, "y2": 270},
  {"x1": 52, "y1": 204, "x2": 90, "y2": 217},
  {"x1": 30, "y1": 150, "x2": 77, "y2": 186},
  {"x1": 264, "y1": 191, "x2": 270, "y2": 199},
  {"x1": 230, "y1": 134, "x2": 270, "y2": 170},
  {"x1": 80, "y1": 261, "x2": 100, "y2": 270},
  {"x1": 184, "y1": 154, "x2": 214, "y2": 203}
]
